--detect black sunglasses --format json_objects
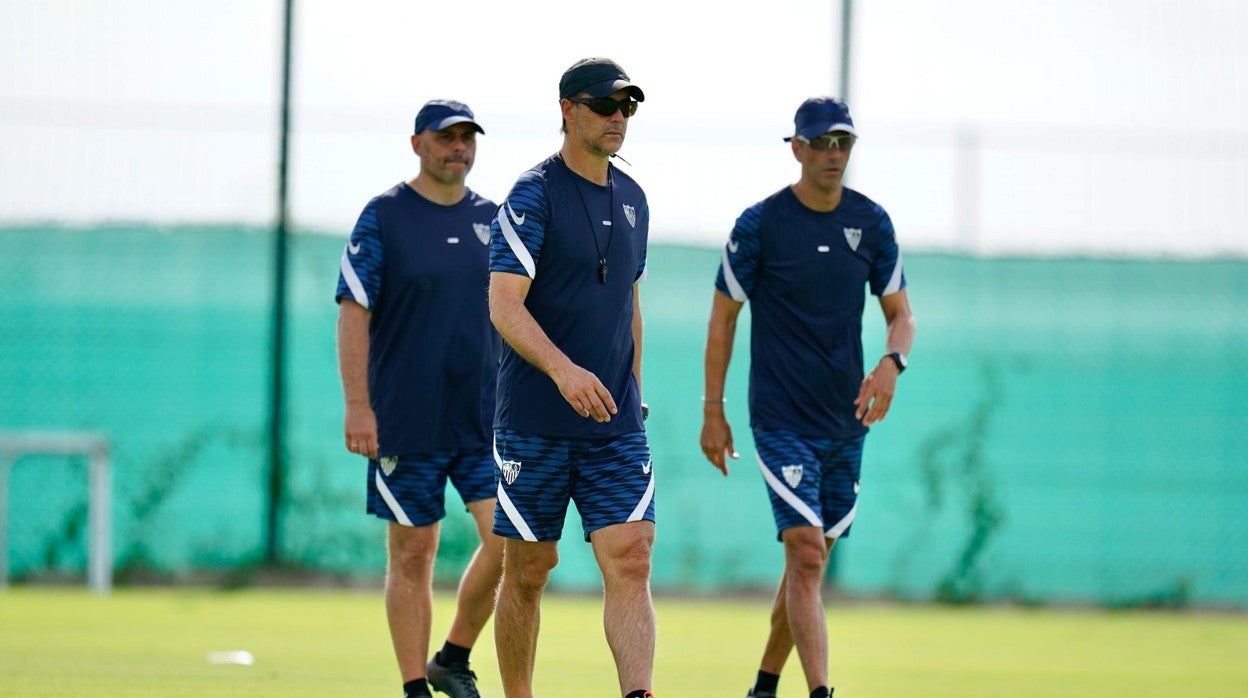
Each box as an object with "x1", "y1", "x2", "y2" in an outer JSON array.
[{"x1": 567, "y1": 96, "x2": 639, "y2": 118}]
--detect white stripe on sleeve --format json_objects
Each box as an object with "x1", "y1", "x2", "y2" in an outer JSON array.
[
  {"x1": 498, "y1": 204, "x2": 536, "y2": 278},
  {"x1": 721, "y1": 245, "x2": 747, "y2": 302},
  {"x1": 340, "y1": 249, "x2": 369, "y2": 308}
]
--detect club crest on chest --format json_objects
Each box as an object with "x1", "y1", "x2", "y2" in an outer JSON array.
[
  {"x1": 844, "y1": 227, "x2": 862, "y2": 251},
  {"x1": 623, "y1": 203, "x2": 637, "y2": 228}
]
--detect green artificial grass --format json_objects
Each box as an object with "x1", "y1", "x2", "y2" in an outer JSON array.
[{"x1": 1, "y1": 588, "x2": 1245, "y2": 696}]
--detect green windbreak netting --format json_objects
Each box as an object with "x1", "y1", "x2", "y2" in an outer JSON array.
[{"x1": 2, "y1": 225, "x2": 1245, "y2": 607}]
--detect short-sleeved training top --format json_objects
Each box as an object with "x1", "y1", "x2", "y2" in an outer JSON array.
[
  {"x1": 716, "y1": 185, "x2": 906, "y2": 439},
  {"x1": 336, "y1": 182, "x2": 499, "y2": 455},
  {"x1": 490, "y1": 154, "x2": 649, "y2": 439}
]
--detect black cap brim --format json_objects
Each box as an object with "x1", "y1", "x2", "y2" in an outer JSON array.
[{"x1": 581, "y1": 79, "x2": 645, "y2": 101}]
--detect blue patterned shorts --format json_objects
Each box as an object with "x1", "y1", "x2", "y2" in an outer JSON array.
[
  {"x1": 752, "y1": 428, "x2": 865, "y2": 540},
  {"x1": 492, "y1": 429, "x2": 655, "y2": 542}
]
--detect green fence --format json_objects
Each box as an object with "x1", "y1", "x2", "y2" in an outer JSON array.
[{"x1": 2, "y1": 225, "x2": 1245, "y2": 607}]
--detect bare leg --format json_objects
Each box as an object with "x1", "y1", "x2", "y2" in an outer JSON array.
[
  {"x1": 758, "y1": 567, "x2": 795, "y2": 674},
  {"x1": 494, "y1": 538, "x2": 559, "y2": 698},
  {"x1": 445, "y1": 498, "x2": 505, "y2": 648},
  {"x1": 757, "y1": 536, "x2": 837, "y2": 676},
  {"x1": 781, "y1": 526, "x2": 832, "y2": 693},
  {"x1": 590, "y1": 521, "x2": 656, "y2": 696},
  {"x1": 385, "y1": 521, "x2": 440, "y2": 681}
]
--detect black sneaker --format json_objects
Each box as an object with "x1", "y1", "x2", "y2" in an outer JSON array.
[
  {"x1": 427, "y1": 656, "x2": 482, "y2": 698},
  {"x1": 746, "y1": 690, "x2": 777, "y2": 698}
]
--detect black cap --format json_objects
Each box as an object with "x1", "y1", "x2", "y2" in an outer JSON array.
[{"x1": 558, "y1": 57, "x2": 645, "y2": 101}]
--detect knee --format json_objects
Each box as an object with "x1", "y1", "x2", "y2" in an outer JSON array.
[
  {"x1": 504, "y1": 545, "x2": 558, "y2": 593},
  {"x1": 479, "y1": 532, "x2": 506, "y2": 566},
  {"x1": 604, "y1": 536, "x2": 654, "y2": 585},
  {"x1": 783, "y1": 535, "x2": 829, "y2": 580},
  {"x1": 388, "y1": 533, "x2": 437, "y2": 580}
]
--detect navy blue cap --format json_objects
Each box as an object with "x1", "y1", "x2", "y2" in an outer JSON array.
[
  {"x1": 783, "y1": 97, "x2": 856, "y2": 142},
  {"x1": 413, "y1": 99, "x2": 484, "y2": 135},
  {"x1": 559, "y1": 57, "x2": 645, "y2": 101}
]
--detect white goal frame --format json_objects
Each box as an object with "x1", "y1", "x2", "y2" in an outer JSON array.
[{"x1": 0, "y1": 432, "x2": 112, "y2": 593}]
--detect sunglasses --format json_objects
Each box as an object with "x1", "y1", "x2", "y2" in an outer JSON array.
[
  {"x1": 567, "y1": 96, "x2": 639, "y2": 118},
  {"x1": 796, "y1": 133, "x2": 857, "y2": 151}
]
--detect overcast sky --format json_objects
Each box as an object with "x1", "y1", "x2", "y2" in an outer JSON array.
[{"x1": 3, "y1": 0, "x2": 1246, "y2": 256}]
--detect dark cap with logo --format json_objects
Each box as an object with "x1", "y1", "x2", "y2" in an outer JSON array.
[
  {"x1": 414, "y1": 99, "x2": 485, "y2": 135},
  {"x1": 558, "y1": 57, "x2": 645, "y2": 101},
  {"x1": 783, "y1": 96, "x2": 856, "y2": 142}
]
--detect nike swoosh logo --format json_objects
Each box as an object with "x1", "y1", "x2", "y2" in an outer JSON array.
[
  {"x1": 347, "y1": 240, "x2": 361, "y2": 255},
  {"x1": 726, "y1": 239, "x2": 739, "y2": 253},
  {"x1": 642, "y1": 459, "x2": 652, "y2": 475},
  {"x1": 506, "y1": 203, "x2": 525, "y2": 226}
]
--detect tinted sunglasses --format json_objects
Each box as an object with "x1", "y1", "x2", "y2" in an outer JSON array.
[
  {"x1": 567, "y1": 96, "x2": 639, "y2": 118},
  {"x1": 796, "y1": 133, "x2": 857, "y2": 151}
]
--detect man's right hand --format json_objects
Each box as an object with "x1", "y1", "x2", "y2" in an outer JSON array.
[
  {"x1": 343, "y1": 403, "x2": 379, "y2": 459},
  {"x1": 550, "y1": 362, "x2": 617, "y2": 423},
  {"x1": 700, "y1": 410, "x2": 739, "y2": 476}
]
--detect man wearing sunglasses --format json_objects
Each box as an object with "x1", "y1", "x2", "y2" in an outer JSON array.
[
  {"x1": 487, "y1": 57, "x2": 656, "y2": 698},
  {"x1": 700, "y1": 96, "x2": 917, "y2": 698}
]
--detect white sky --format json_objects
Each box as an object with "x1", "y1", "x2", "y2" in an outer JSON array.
[{"x1": 3, "y1": 0, "x2": 1246, "y2": 256}]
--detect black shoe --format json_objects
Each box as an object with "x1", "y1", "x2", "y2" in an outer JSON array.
[
  {"x1": 427, "y1": 656, "x2": 482, "y2": 698},
  {"x1": 746, "y1": 690, "x2": 777, "y2": 698}
]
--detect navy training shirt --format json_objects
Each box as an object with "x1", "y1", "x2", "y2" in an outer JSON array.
[
  {"x1": 715, "y1": 186, "x2": 906, "y2": 439},
  {"x1": 336, "y1": 182, "x2": 499, "y2": 455},
  {"x1": 490, "y1": 154, "x2": 649, "y2": 439}
]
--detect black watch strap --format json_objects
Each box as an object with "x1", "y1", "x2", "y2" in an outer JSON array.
[{"x1": 885, "y1": 352, "x2": 907, "y2": 374}]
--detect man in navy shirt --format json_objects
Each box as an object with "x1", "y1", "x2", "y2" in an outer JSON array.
[
  {"x1": 488, "y1": 57, "x2": 655, "y2": 698},
  {"x1": 336, "y1": 99, "x2": 502, "y2": 698},
  {"x1": 700, "y1": 97, "x2": 917, "y2": 698}
]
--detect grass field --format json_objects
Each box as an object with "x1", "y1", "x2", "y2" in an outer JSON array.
[{"x1": 1, "y1": 587, "x2": 1246, "y2": 697}]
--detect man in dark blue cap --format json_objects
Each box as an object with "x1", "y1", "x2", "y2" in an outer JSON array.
[
  {"x1": 700, "y1": 96, "x2": 917, "y2": 698},
  {"x1": 336, "y1": 98, "x2": 503, "y2": 698},
  {"x1": 487, "y1": 57, "x2": 656, "y2": 698}
]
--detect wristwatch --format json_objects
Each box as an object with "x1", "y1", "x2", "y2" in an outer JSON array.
[
  {"x1": 641, "y1": 403, "x2": 649, "y2": 421},
  {"x1": 884, "y1": 352, "x2": 907, "y2": 374}
]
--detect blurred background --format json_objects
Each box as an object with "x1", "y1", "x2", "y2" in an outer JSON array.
[{"x1": 2, "y1": 0, "x2": 1245, "y2": 608}]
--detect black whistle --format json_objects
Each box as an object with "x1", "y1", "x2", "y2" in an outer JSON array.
[{"x1": 598, "y1": 260, "x2": 608, "y2": 284}]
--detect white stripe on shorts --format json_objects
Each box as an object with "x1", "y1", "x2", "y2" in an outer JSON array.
[
  {"x1": 628, "y1": 470, "x2": 655, "y2": 522},
  {"x1": 757, "y1": 455, "x2": 821, "y2": 528},
  {"x1": 826, "y1": 503, "x2": 857, "y2": 540},
  {"x1": 495, "y1": 483, "x2": 537, "y2": 542},
  {"x1": 494, "y1": 438, "x2": 538, "y2": 541},
  {"x1": 374, "y1": 469, "x2": 413, "y2": 527}
]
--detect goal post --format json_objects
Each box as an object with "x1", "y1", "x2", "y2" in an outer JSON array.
[{"x1": 0, "y1": 431, "x2": 112, "y2": 594}]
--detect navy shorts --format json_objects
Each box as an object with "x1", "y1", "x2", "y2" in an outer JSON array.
[
  {"x1": 752, "y1": 428, "x2": 866, "y2": 541},
  {"x1": 366, "y1": 447, "x2": 497, "y2": 527},
  {"x1": 492, "y1": 429, "x2": 655, "y2": 542}
]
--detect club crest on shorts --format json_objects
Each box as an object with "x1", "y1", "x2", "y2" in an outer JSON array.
[
  {"x1": 622, "y1": 203, "x2": 637, "y2": 228},
  {"x1": 473, "y1": 223, "x2": 490, "y2": 245},
  {"x1": 843, "y1": 227, "x2": 862, "y2": 251},
  {"x1": 499, "y1": 458, "x2": 522, "y2": 485},
  {"x1": 380, "y1": 456, "x2": 398, "y2": 477},
  {"x1": 782, "y1": 464, "x2": 803, "y2": 488}
]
